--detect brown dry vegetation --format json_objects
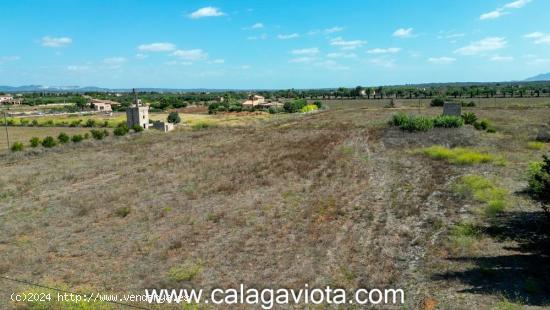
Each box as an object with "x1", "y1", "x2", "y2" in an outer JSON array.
[{"x1": 1, "y1": 100, "x2": 549, "y2": 309}]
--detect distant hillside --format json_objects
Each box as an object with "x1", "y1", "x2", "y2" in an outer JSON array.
[{"x1": 525, "y1": 73, "x2": 550, "y2": 81}]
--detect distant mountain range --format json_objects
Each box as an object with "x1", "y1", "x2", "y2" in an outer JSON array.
[
  {"x1": 0, "y1": 85, "x2": 238, "y2": 93},
  {"x1": 2, "y1": 77, "x2": 550, "y2": 93},
  {"x1": 525, "y1": 73, "x2": 550, "y2": 82}
]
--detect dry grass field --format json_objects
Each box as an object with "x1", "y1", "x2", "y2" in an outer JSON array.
[{"x1": 0, "y1": 99, "x2": 549, "y2": 309}]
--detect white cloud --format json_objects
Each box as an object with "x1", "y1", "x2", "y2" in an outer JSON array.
[
  {"x1": 138, "y1": 42, "x2": 176, "y2": 52},
  {"x1": 393, "y1": 28, "x2": 414, "y2": 38},
  {"x1": 165, "y1": 61, "x2": 193, "y2": 66},
  {"x1": 366, "y1": 48, "x2": 401, "y2": 54},
  {"x1": 455, "y1": 37, "x2": 507, "y2": 55},
  {"x1": 172, "y1": 49, "x2": 208, "y2": 61},
  {"x1": 251, "y1": 22, "x2": 264, "y2": 29},
  {"x1": 291, "y1": 48, "x2": 319, "y2": 55},
  {"x1": 326, "y1": 52, "x2": 357, "y2": 59},
  {"x1": 240, "y1": 65, "x2": 251, "y2": 70},
  {"x1": 504, "y1": 0, "x2": 531, "y2": 9},
  {"x1": 490, "y1": 55, "x2": 514, "y2": 62},
  {"x1": 41, "y1": 36, "x2": 72, "y2": 47},
  {"x1": 525, "y1": 32, "x2": 550, "y2": 45},
  {"x1": 480, "y1": 0, "x2": 531, "y2": 20},
  {"x1": 289, "y1": 57, "x2": 316, "y2": 63},
  {"x1": 428, "y1": 57, "x2": 456, "y2": 64},
  {"x1": 102, "y1": 57, "x2": 127, "y2": 67},
  {"x1": 135, "y1": 53, "x2": 148, "y2": 59},
  {"x1": 330, "y1": 37, "x2": 366, "y2": 50},
  {"x1": 209, "y1": 59, "x2": 225, "y2": 64},
  {"x1": 277, "y1": 33, "x2": 300, "y2": 39},
  {"x1": 480, "y1": 9, "x2": 507, "y2": 20},
  {"x1": 189, "y1": 7, "x2": 225, "y2": 19},
  {"x1": 325, "y1": 26, "x2": 344, "y2": 34}
]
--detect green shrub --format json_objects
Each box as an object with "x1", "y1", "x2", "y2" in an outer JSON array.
[
  {"x1": 462, "y1": 112, "x2": 478, "y2": 125},
  {"x1": 31, "y1": 119, "x2": 39, "y2": 127},
  {"x1": 390, "y1": 113, "x2": 434, "y2": 132},
  {"x1": 41, "y1": 136, "x2": 57, "y2": 148},
  {"x1": 115, "y1": 207, "x2": 131, "y2": 218},
  {"x1": 300, "y1": 104, "x2": 319, "y2": 113},
  {"x1": 268, "y1": 107, "x2": 283, "y2": 114},
  {"x1": 480, "y1": 119, "x2": 491, "y2": 130},
  {"x1": 29, "y1": 137, "x2": 41, "y2": 147},
  {"x1": 84, "y1": 119, "x2": 96, "y2": 127},
  {"x1": 113, "y1": 123, "x2": 129, "y2": 136},
  {"x1": 57, "y1": 132, "x2": 70, "y2": 144},
  {"x1": 132, "y1": 124, "x2": 144, "y2": 132},
  {"x1": 168, "y1": 263, "x2": 203, "y2": 282},
  {"x1": 11, "y1": 142, "x2": 24, "y2": 152},
  {"x1": 83, "y1": 133, "x2": 90, "y2": 139},
  {"x1": 313, "y1": 101, "x2": 324, "y2": 109},
  {"x1": 283, "y1": 99, "x2": 307, "y2": 113},
  {"x1": 71, "y1": 134, "x2": 84, "y2": 143},
  {"x1": 90, "y1": 129, "x2": 105, "y2": 140},
  {"x1": 461, "y1": 101, "x2": 476, "y2": 107},
  {"x1": 527, "y1": 155, "x2": 550, "y2": 214},
  {"x1": 433, "y1": 115, "x2": 464, "y2": 128},
  {"x1": 228, "y1": 104, "x2": 242, "y2": 112},
  {"x1": 167, "y1": 111, "x2": 181, "y2": 124},
  {"x1": 430, "y1": 97, "x2": 445, "y2": 107}
]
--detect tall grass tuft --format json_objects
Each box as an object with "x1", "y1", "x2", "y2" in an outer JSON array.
[
  {"x1": 418, "y1": 145, "x2": 505, "y2": 165},
  {"x1": 454, "y1": 175, "x2": 509, "y2": 217}
]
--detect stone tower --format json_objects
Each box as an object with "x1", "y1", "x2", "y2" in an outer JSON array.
[{"x1": 126, "y1": 88, "x2": 149, "y2": 129}]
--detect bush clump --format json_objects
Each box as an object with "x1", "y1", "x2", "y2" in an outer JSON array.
[
  {"x1": 390, "y1": 113, "x2": 434, "y2": 132},
  {"x1": 90, "y1": 129, "x2": 106, "y2": 140},
  {"x1": 84, "y1": 119, "x2": 96, "y2": 127},
  {"x1": 461, "y1": 112, "x2": 478, "y2": 125},
  {"x1": 132, "y1": 124, "x2": 144, "y2": 132},
  {"x1": 283, "y1": 99, "x2": 307, "y2": 113},
  {"x1": 168, "y1": 263, "x2": 203, "y2": 282},
  {"x1": 57, "y1": 132, "x2": 70, "y2": 144},
  {"x1": 29, "y1": 137, "x2": 41, "y2": 148},
  {"x1": 433, "y1": 115, "x2": 464, "y2": 128},
  {"x1": 527, "y1": 155, "x2": 550, "y2": 215},
  {"x1": 41, "y1": 136, "x2": 57, "y2": 148},
  {"x1": 430, "y1": 97, "x2": 445, "y2": 107},
  {"x1": 71, "y1": 134, "x2": 84, "y2": 143},
  {"x1": 300, "y1": 104, "x2": 319, "y2": 113},
  {"x1": 114, "y1": 123, "x2": 129, "y2": 136},
  {"x1": 11, "y1": 142, "x2": 24, "y2": 152},
  {"x1": 167, "y1": 112, "x2": 181, "y2": 124}
]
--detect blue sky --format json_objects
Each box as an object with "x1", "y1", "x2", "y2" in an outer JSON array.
[{"x1": 1, "y1": 0, "x2": 549, "y2": 89}]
